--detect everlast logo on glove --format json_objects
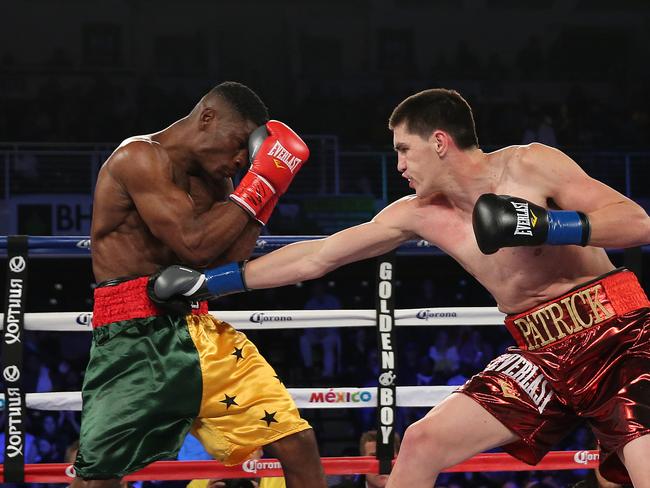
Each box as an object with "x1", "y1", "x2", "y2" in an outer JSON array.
[
  {"x1": 267, "y1": 140, "x2": 302, "y2": 173},
  {"x1": 230, "y1": 120, "x2": 309, "y2": 225},
  {"x1": 511, "y1": 201, "x2": 537, "y2": 236}
]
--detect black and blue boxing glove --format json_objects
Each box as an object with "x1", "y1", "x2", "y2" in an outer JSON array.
[
  {"x1": 472, "y1": 193, "x2": 591, "y2": 255},
  {"x1": 147, "y1": 262, "x2": 248, "y2": 314}
]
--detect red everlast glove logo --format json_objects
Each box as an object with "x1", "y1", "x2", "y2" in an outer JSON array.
[{"x1": 267, "y1": 140, "x2": 302, "y2": 173}]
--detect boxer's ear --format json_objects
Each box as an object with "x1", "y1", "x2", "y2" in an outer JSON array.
[
  {"x1": 430, "y1": 130, "x2": 450, "y2": 157},
  {"x1": 199, "y1": 107, "x2": 216, "y2": 130}
]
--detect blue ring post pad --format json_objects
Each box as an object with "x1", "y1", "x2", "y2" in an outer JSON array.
[
  {"x1": 546, "y1": 211, "x2": 586, "y2": 246},
  {"x1": 204, "y1": 262, "x2": 246, "y2": 296}
]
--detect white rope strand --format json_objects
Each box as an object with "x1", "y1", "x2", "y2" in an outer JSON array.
[
  {"x1": 0, "y1": 386, "x2": 458, "y2": 411},
  {"x1": 0, "y1": 307, "x2": 505, "y2": 331}
]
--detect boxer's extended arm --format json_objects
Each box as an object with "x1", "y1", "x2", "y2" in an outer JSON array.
[
  {"x1": 114, "y1": 140, "x2": 255, "y2": 266},
  {"x1": 148, "y1": 199, "x2": 416, "y2": 301},
  {"x1": 246, "y1": 215, "x2": 412, "y2": 288}
]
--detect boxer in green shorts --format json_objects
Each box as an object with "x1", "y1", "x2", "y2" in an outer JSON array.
[{"x1": 73, "y1": 82, "x2": 326, "y2": 488}]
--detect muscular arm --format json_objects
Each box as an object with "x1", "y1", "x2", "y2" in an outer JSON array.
[
  {"x1": 191, "y1": 178, "x2": 262, "y2": 267},
  {"x1": 245, "y1": 199, "x2": 416, "y2": 289},
  {"x1": 209, "y1": 220, "x2": 261, "y2": 267},
  {"x1": 115, "y1": 140, "x2": 257, "y2": 266},
  {"x1": 525, "y1": 143, "x2": 650, "y2": 248}
]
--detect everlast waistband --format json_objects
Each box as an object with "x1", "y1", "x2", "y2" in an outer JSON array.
[
  {"x1": 505, "y1": 269, "x2": 649, "y2": 351},
  {"x1": 92, "y1": 276, "x2": 208, "y2": 328}
]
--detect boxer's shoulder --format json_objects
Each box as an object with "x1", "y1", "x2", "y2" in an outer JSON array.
[
  {"x1": 113, "y1": 136, "x2": 166, "y2": 164},
  {"x1": 104, "y1": 136, "x2": 171, "y2": 183}
]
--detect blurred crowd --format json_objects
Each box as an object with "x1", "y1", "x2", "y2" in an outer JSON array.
[
  {"x1": 0, "y1": 35, "x2": 648, "y2": 152},
  {"x1": 0, "y1": 74, "x2": 647, "y2": 153}
]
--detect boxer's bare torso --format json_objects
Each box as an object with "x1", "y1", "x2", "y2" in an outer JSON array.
[
  {"x1": 91, "y1": 98, "x2": 259, "y2": 283},
  {"x1": 394, "y1": 196, "x2": 613, "y2": 313},
  {"x1": 91, "y1": 135, "x2": 232, "y2": 282}
]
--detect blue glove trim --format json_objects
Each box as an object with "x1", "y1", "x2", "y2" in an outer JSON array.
[
  {"x1": 546, "y1": 210, "x2": 587, "y2": 246},
  {"x1": 204, "y1": 262, "x2": 247, "y2": 296}
]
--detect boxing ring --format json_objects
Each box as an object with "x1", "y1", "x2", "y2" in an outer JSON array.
[{"x1": 0, "y1": 235, "x2": 602, "y2": 482}]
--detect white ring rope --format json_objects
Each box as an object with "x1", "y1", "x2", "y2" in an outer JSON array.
[
  {"x1": 0, "y1": 302, "x2": 530, "y2": 488},
  {"x1": 1, "y1": 386, "x2": 457, "y2": 412},
  {"x1": 0, "y1": 306, "x2": 503, "y2": 411},
  {"x1": 0, "y1": 307, "x2": 505, "y2": 331}
]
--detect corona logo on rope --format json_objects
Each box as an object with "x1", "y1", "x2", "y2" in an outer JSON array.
[
  {"x1": 574, "y1": 450, "x2": 599, "y2": 465},
  {"x1": 416, "y1": 309, "x2": 458, "y2": 321},
  {"x1": 249, "y1": 312, "x2": 293, "y2": 324},
  {"x1": 76, "y1": 313, "x2": 93, "y2": 326},
  {"x1": 242, "y1": 459, "x2": 282, "y2": 474},
  {"x1": 65, "y1": 464, "x2": 77, "y2": 478}
]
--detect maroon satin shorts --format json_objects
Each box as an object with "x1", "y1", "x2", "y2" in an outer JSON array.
[{"x1": 458, "y1": 268, "x2": 650, "y2": 483}]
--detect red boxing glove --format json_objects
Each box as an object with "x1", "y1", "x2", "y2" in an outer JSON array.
[
  {"x1": 254, "y1": 193, "x2": 279, "y2": 227},
  {"x1": 230, "y1": 120, "x2": 309, "y2": 225}
]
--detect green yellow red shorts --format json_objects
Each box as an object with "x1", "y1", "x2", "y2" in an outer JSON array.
[{"x1": 74, "y1": 276, "x2": 311, "y2": 479}]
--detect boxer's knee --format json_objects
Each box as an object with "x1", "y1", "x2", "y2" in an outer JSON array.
[
  {"x1": 400, "y1": 417, "x2": 455, "y2": 471},
  {"x1": 265, "y1": 429, "x2": 321, "y2": 467},
  {"x1": 619, "y1": 434, "x2": 650, "y2": 486},
  {"x1": 265, "y1": 429, "x2": 326, "y2": 487}
]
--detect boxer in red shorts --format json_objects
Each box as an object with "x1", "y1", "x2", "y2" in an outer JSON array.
[
  {"x1": 150, "y1": 88, "x2": 650, "y2": 486},
  {"x1": 458, "y1": 267, "x2": 649, "y2": 484}
]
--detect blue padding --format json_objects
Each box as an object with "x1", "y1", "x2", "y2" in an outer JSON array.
[
  {"x1": 546, "y1": 211, "x2": 584, "y2": 245},
  {"x1": 204, "y1": 262, "x2": 246, "y2": 296}
]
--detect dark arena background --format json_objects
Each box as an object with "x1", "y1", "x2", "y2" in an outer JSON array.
[{"x1": 1, "y1": 1, "x2": 649, "y2": 487}]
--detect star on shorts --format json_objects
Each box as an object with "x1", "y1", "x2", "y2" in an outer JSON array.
[
  {"x1": 220, "y1": 394, "x2": 238, "y2": 409},
  {"x1": 260, "y1": 410, "x2": 278, "y2": 427},
  {"x1": 232, "y1": 347, "x2": 244, "y2": 361}
]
